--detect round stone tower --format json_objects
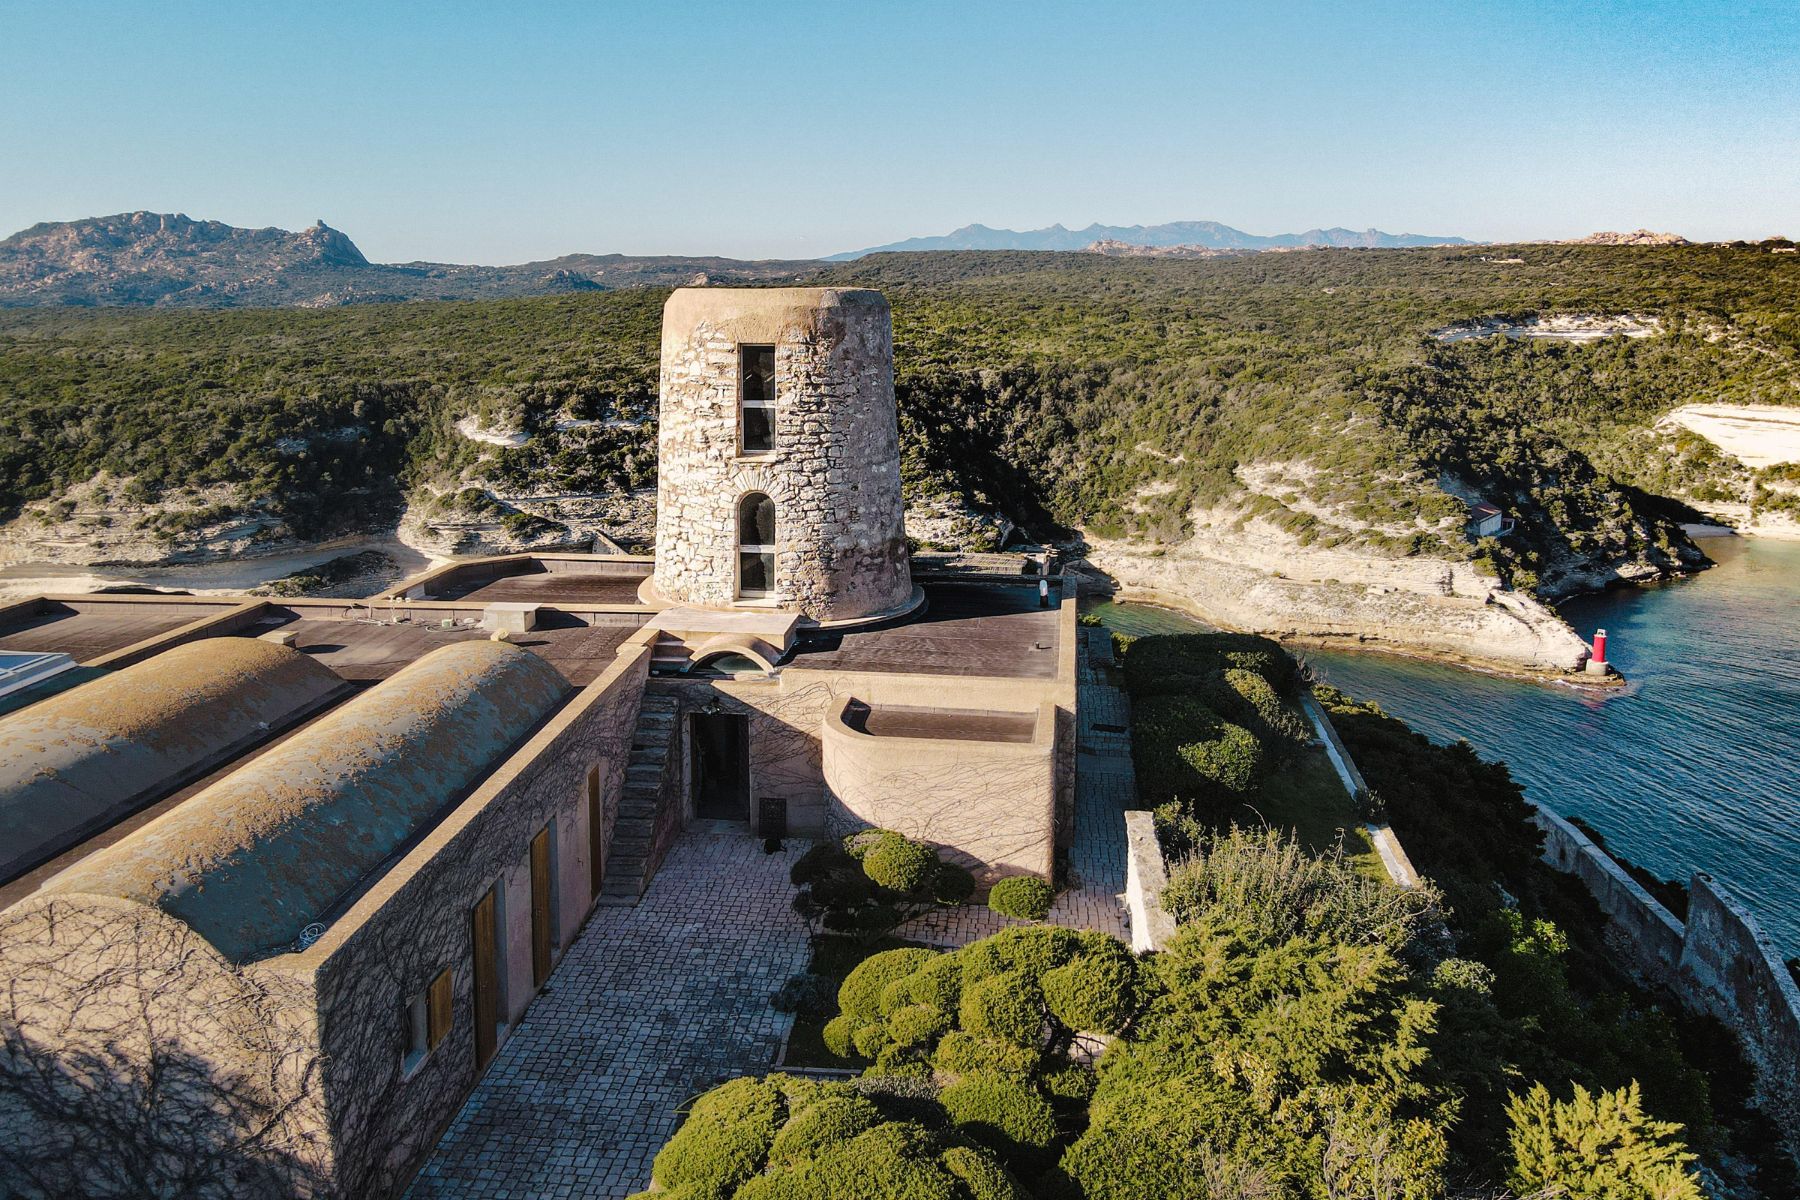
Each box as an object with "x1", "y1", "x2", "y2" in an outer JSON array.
[{"x1": 649, "y1": 287, "x2": 914, "y2": 623}]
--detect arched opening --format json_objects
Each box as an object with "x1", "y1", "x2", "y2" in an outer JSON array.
[{"x1": 737, "y1": 492, "x2": 776, "y2": 599}]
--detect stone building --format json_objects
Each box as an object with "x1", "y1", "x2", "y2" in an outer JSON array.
[{"x1": 0, "y1": 286, "x2": 1076, "y2": 1199}]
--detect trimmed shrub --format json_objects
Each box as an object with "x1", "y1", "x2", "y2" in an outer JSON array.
[
  {"x1": 1041, "y1": 950, "x2": 1140, "y2": 1035},
  {"x1": 840, "y1": 948, "x2": 939, "y2": 1027},
  {"x1": 932, "y1": 861, "x2": 977, "y2": 905},
  {"x1": 1132, "y1": 695, "x2": 1263, "y2": 807},
  {"x1": 1041, "y1": 1065, "x2": 1097, "y2": 1102},
  {"x1": 852, "y1": 1022, "x2": 892, "y2": 1059},
  {"x1": 960, "y1": 971, "x2": 1044, "y2": 1047},
  {"x1": 988, "y1": 875, "x2": 1054, "y2": 921},
  {"x1": 767, "y1": 1094, "x2": 882, "y2": 1164},
  {"x1": 934, "y1": 1030, "x2": 1039, "y2": 1078},
  {"x1": 900, "y1": 952, "x2": 964, "y2": 1011},
  {"x1": 940, "y1": 1145, "x2": 1030, "y2": 1200},
  {"x1": 864, "y1": 832, "x2": 940, "y2": 895},
  {"x1": 938, "y1": 1073, "x2": 1058, "y2": 1171},
  {"x1": 888, "y1": 1003, "x2": 952, "y2": 1049},
  {"x1": 821, "y1": 1014, "x2": 855, "y2": 1059},
  {"x1": 959, "y1": 926, "x2": 1084, "y2": 984},
  {"x1": 649, "y1": 1076, "x2": 784, "y2": 1197}
]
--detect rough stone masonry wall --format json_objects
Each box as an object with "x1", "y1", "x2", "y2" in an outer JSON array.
[
  {"x1": 295, "y1": 641, "x2": 649, "y2": 1198},
  {"x1": 652, "y1": 289, "x2": 911, "y2": 622},
  {"x1": 1532, "y1": 803, "x2": 1800, "y2": 1159}
]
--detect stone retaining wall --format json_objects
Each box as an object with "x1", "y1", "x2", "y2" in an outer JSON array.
[{"x1": 1531, "y1": 803, "x2": 1800, "y2": 1153}]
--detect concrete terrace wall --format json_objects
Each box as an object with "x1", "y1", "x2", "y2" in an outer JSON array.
[
  {"x1": 1531, "y1": 804, "x2": 1800, "y2": 1149},
  {"x1": 821, "y1": 697, "x2": 1057, "y2": 883}
]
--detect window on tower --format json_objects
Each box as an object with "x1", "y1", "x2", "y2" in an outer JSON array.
[
  {"x1": 739, "y1": 345, "x2": 776, "y2": 455},
  {"x1": 738, "y1": 492, "x2": 776, "y2": 598}
]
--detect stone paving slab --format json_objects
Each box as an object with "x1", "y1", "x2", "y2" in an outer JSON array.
[{"x1": 409, "y1": 829, "x2": 811, "y2": 1199}]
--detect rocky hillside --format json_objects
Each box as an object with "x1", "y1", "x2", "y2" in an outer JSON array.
[
  {"x1": 2, "y1": 242, "x2": 1796, "y2": 675},
  {"x1": 0, "y1": 213, "x2": 815, "y2": 307}
]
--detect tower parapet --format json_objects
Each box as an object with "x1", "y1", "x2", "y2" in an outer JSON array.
[{"x1": 650, "y1": 287, "x2": 913, "y2": 623}]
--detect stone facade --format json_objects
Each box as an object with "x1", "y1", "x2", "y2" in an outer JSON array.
[{"x1": 650, "y1": 288, "x2": 911, "y2": 622}]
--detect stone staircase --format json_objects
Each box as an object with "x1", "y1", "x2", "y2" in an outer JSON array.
[
  {"x1": 597, "y1": 692, "x2": 680, "y2": 906},
  {"x1": 649, "y1": 632, "x2": 693, "y2": 675}
]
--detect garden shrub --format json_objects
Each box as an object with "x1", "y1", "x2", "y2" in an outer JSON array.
[
  {"x1": 647, "y1": 1076, "x2": 788, "y2": 1198},
  {"x1": 1506, "y1": 1082, "x2": 1703, "y2": 1200},
  {"x1": 959, "y1": 926, "x2": 1084, "y2": 985},
  {"x1": 888, "y1": 1004, "x2": 952, "y2": 1049},
  {"x1": 766, "y1": 1094, "x2": 883, "y2": 1165},
  {"x1": 987, "y1": 875, "x2": 1054, "y2": 921},
  {"x1": 793, "y1": 832, "x2": 979, "y2": 944},
  {"x1": 933, "y1": 861, "x2": 977, "y2": 905},
  {"x1": 960, "y1": 971, "x2": 1044, "y2": 1047},
  {"x1": 939, "y1": 1145, "x2": 1030, "y2": 1200},
  {"x1": 864, "y1": 832, "x2": 940, "y2": 895},
  {"x1": 1159, "y1": 826, "x2": 1438, "y2": 957},
  {"x1": 821, "y1": 1015, "x2": 855, "y2": 1059},
  {"x1": 840, "y1": 948, "x2": 939, "y2": 1026},
  {"x1": 1131, "y1": 695, "x2": 1263, "y2": 808},
  {"x1": 934, "y1": 1031, "x2": 1039, "y2": 1078},
  {"x1": 1040, "y1": 948, "x2": 1140, "y2": 1035},
  {"x1": 938, "y1": 1072, "x2": 1058, "y2": 1171}
]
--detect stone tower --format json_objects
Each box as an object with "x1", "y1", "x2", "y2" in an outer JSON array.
[{"x1": 649, "y1": 287, "x2": 913, "y2": 623}]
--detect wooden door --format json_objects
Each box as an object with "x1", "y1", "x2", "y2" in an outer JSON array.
[
  {"x1": 587, "y1": 765, "x2": 604, "y2": 900},
  {"x1": 530, "y1": 826, "x2": 552, "y2": 987},
  {"x1": 471, "y1": 886, "x2": 499, "y2": 1069}
]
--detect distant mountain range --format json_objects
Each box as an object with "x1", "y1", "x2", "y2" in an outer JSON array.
[
  {"x1": 827, "y1": 220, "x2": 1471, "y2": 259},
  {"x1": 0, "y1": 213, "x2": 813, "y2": 308},
  {"x1": 0, "y1": 212, "x2": 1480, "y2": 308}
]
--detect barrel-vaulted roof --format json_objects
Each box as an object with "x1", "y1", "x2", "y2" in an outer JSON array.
[
  {"x1": 0, "y1": 638, "x2": 347, "y2": 883},
  {"x1": 42, "y1": 640, "x2": 567, "y2": 963}
]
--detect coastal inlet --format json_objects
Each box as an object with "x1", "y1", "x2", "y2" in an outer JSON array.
[{"x1": 1090, "y1": 534, "x2": 1800, "y2": 956}]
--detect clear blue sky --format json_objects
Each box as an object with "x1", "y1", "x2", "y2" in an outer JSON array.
[{"x1": 3, "y1": 1, "x2": 1795, "y2": 262}]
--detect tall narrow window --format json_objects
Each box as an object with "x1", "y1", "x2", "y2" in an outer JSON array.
[
  {"x1": 529, "y1": 826, "x2": 553, "y2": 987},
  {"x1": 471, "y1": 887, "x2": 501, "y2": 1070},
  {"x1": 587, "y1": 765, "x2": 604, "y2": 901},
  {"x1": 738, "y1": 492, "x2": 776, "y2": 599},
  {"x1": 739, "y1": 345, "x2": 776, "y2": 455},
  {"x1": 403, "y1": 967, "x2": 453, "y2": 1074}
]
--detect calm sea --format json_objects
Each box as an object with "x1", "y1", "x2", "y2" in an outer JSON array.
[{"x1": 1089, "y1": 536, "x2": 1800, "y2": 955}]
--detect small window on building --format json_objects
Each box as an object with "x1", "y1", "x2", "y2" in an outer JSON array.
[
  {"x1": 739, "y1": 345, "x2": 776, "y2": 455},
  {"x1": 738, "y1": 492, "x2": 776, "y2": 599},
  {"x1": 403, "y1": 967, "x2": 453, "y2": 1073}
]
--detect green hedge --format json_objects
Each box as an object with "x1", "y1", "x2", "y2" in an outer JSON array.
[{"x1": 987, "y1": 876, "x2": 1054, "y2": 921}]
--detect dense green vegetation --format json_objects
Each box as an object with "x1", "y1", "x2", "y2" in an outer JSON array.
[
  {"x1": 1318, "y1": 686, "x2": 1795, "y2": 1196},
  {"x1": 3, "y1": 244, "x2": 1795, "y2": 580}
]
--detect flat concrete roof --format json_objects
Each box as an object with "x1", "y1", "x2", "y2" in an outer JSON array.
[
  {"x1": 251, "y1": 614, "x2": 640, "y2": 685},
  {"x1": 0, "y1": 606, "x2": 197, "y2": 662},
  {"x1": 788, "y1": 582, "x2": 1061, "y2": 680}
]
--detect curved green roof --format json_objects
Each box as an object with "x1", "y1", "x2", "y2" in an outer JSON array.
[
  {"x1": 0, "y1": 638, "x2": 346, "y2": 883},
  {"x1": 43, "y1": 640, "x2": 567, "y2": 962}
]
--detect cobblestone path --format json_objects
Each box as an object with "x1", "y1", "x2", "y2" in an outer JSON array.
[
  {"x1": 900, "y1": 626, "x2": 1136, "y2": 947},
  {"x1": 409, "y1": 828, "x2": 811, "y2": 1199}
]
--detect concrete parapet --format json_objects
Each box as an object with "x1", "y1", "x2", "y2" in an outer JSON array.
[{"x1": 1123, "y1": 810, "x2": 1176, "y2": 952}]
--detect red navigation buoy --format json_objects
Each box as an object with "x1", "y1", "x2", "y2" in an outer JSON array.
[{"x1": 1593, "y1": 628, "x2": 1608, "y2": 663}]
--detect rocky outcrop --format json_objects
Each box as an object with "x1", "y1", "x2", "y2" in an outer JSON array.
[
  {"x1": 0, "y1": 213, "x2": 813, "y2": 308},
  {"x1": 1561, "y1": 230, "x2": 1690, "y2": 246},
  {"x1": 1085, "y1": 511, "x2": 1595, "y2": 676},
  {"x1": 1082, "y1": 240, "x2": 1250, "y2": 260}
]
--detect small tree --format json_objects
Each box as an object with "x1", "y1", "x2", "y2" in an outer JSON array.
[{"x1": 1506, "y1": 1081, "x2": 1704, "y2": 1200}]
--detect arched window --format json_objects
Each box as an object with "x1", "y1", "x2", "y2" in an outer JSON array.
[
  {"x1": 737, "y1": 492, "x2": 776, "y2": 598},
  {"x1": 739, "y1": 345, "x2": 776, "y2": 455}
]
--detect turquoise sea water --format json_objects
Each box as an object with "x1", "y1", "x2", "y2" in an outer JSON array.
[{"x1": 1089, "y1": 536, "x2": 1800, "y2": 955}]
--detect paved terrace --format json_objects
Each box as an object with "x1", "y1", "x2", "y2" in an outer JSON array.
[
  {"x1": 408, "y1": 827, "x2": 812, "y2": 1199},
  {"x1": 0, "y1": 604, "x2": 201, "y2": 662},
  {"x1": 788, "y1": 581, "x2": 1062, "y2": 680},
  {"x1": 246, "y1": 613, "x2": 641, "y2": 684}
]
